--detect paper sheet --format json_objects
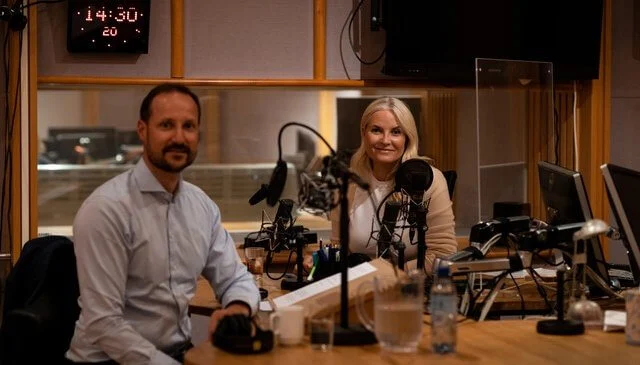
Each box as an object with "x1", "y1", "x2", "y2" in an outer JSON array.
[{"x1": 271, "y1": 262, "x2": 378, "y2": 308}]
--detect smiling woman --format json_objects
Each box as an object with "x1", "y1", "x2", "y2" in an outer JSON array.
[{"x1": 330, "y1": 97, "x2": 457, "y2": 273}]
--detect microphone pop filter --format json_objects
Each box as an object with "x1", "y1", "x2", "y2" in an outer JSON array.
[
  {"x1": 266, "y1": 160, "x2": 288, "y2": 206},
  {"x1": 395, "y1": 159, "x2": 434, "y2": 195}
]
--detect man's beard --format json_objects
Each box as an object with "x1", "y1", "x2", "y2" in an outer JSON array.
[{"x1": 147, "y1": 143, "x2": 197, "y2": 173}]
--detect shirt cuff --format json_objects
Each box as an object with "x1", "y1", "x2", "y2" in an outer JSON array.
[{"x1": 222, "y1": 293, "x2": 259, "y2": 316}]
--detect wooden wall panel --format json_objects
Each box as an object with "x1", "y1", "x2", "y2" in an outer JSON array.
[{"x1": 424, "y1": 91, "x2": 457, "y2": 171}]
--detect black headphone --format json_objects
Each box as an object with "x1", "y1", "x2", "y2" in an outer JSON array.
[
  {"x1": 0, "y1": 5, "x2": 27, "y2": 31},
  {"x1": 212, "y1": 314, "x2": 274, "y2": 354}
]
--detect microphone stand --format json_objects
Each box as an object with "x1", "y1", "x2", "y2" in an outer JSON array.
[
  {"x1": 413, "y1": 203, "x2": 428, "y2": 271},
  {"x1": 395, "y1": 241, "x2": 406, "y2": 271},
  {"x1": 334, "y1": 168, "x2": 377, "y2": 345},
  {"x1": 281, "y1": 231, "x2": 310, "y2": 291}
]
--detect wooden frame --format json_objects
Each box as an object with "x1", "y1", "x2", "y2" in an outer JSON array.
[{"x1": 25, "y1": 1, "x2": 612, "y2": 260}]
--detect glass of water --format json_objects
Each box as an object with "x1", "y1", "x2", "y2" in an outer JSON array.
[
  {"x1": 355, "y1": 270, "x2": 425, "y2": 353},
  {"x1": 309, "y1": 316, "x2": 334, "y2": 351}
]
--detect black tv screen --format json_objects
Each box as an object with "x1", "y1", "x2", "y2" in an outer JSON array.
[{"x1": 382, "y1": 0, "x2": 603, "y2": 83}]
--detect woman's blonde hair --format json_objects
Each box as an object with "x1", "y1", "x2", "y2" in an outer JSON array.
[{"x1": 350, "y1": 97, "x2": 421, "y2": 181}]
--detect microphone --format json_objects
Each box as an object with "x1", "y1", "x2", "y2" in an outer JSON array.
[
  {"x1": 298, "y1": 155, "x2": 369, "y2": 215},
  {"x1": 248, "y1": 184, "x2": 269, "y2": 205},
  {"x1": 394, "y1": 159, "x2": 433, "y2": 270},
  {"x1": 394, "y1": 159, "x2": 434, "y2": 202},
  {"x1": 266, "y1": 159, "x2": 288, "y2": 206},
  {"x1": 377, "y1": 200, "x2": 402, "y2": 259},
  {"x1": 273, "y1": 198, "x2": 294, "y2": 232}
]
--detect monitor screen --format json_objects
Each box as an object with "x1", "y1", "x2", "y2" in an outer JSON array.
[
  {"x1": 46, "y1": 127, "x2": 118, "y2": 164},
  {"x1": 600, "y1": 164, "x2": 640, "y2": 285},
  {"x1": 537, "y1": 161, "x2": 609, "y2": 285}
]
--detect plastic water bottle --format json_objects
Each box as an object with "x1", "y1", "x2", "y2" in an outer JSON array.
[{"x1": 430, "y1": 265, "x2": 457, "y2": 354}]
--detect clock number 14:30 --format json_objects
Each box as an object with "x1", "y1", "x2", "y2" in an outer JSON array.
[{"x1": 85, "y1": 8, "x2": 139, "y2": 22}]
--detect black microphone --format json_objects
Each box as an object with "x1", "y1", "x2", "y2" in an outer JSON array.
[
  {"x1": 395, "y1": 159, "x2": 434, "y2": 202},
  {"x1": 395, "y1": 159, "x2": 433, "y2": 270},
  {"x1": 248, "y1": 184, "x2": 269, "y2": 205},
  {"x1": 266, "y1": 159, "x2": 288, "y2": 206},
  {"x1": 377, "y1": 200, "x2": 402, "y2": 259}
]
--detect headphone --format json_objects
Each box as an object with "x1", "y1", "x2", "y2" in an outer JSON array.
[
  {"x1": 212, "y1": 314, "x2": 274, "y2": 354},
  {"x1": 0, "y1": 5, "x2": 27, "y2": 31}
]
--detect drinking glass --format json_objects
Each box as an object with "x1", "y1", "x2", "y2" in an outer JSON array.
[
  {"x1": 244, "y1": 247, "x2": 266, "y2": 287},
  {"x1": 309, "y1": 316, "x2": 334, "y2": 351}
]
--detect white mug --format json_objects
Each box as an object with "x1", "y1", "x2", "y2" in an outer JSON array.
[{"x1": 270, "y1": 305, "x2": 305, "y2": 345}]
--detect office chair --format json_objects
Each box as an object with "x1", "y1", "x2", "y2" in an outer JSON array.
[
  {"x1": 442, "y1": 170, "x2": 457, "y2": 200},
  {"x1": 0, "y1": 235, "x2": 80, "y2": 365}
]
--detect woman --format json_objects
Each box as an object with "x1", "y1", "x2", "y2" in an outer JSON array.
[{"x1": 331, "y1": 97, "x2": 457, "y2": 273}]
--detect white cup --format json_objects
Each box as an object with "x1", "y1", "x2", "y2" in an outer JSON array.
[{"x1": 270, "y1": 305, "x2": 305, "y2": 345}]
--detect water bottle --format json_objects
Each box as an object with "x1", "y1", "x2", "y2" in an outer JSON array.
[{"x1": 430, "y1": 265, "x2": 457, "y2": 354}]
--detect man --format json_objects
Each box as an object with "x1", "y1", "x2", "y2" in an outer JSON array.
[{"x1": 66, "y1": 84, "x2": 259, "y2": 364}]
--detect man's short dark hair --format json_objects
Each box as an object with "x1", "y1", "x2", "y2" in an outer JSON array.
[{"x1": 139, "y1": 83, "x2": 201, "y2": 123}]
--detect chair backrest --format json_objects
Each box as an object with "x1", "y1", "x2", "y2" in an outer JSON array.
[
  {"x1": 442, "y1": 170, "x2": 457, "y2": 200},
  {"x1": 0, "y1": 235, "x2": 80, "y2": 365}
]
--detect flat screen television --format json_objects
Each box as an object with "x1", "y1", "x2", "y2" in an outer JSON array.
[{"x1": 381, "y1": 0, "x2": 603, "y2": 83}]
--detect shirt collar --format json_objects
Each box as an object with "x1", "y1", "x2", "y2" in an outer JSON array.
[{"x1": 133, "y1": 158, "x2": 181, "y2": 194}]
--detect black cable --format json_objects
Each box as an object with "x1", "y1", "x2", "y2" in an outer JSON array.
[
  {"x1": 338, "y1": 3, "x2": 356, "y2": 79},
  {"x1": 20, "y1": 0, "x2": 66, "y2": 9},
  {"x1": 265, "y1": 250, "x2": 294, "y2": 281},
  {"x1": 508, "y1": 272, "x2": 525, "y2": 319},
  {"x1": 529, "y1": 268, "x2": 554, "y2": 313},
  {"x1": 347, "y1": 0, "x2": 385, "y2": 65},
  {"x1": 3, "y1": 29, "x2": 22, "y2": 255},
  {"x1": 553, "y1": 107, "x2": 560, "y2": 165},
  {"x1": 0, "y1": 20, "x2": 15, "y2": 253},
  {"x1": 276, "y1": 122, "x2": 335, "y2": 161}
]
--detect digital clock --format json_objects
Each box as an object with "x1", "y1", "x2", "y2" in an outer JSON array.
[{"x1": 67, "y1": 1, "x2": 151, "y2": 53}]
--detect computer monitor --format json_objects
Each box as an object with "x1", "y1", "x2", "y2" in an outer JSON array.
[
  {"x1": 46, "y1": 127, "x2": 118, "y2": 164},
  {"x1": 600, "y1": 163, "x2": 640, "y2": 286},
  {"x1": 537, "y1": 161, "x2": 610, "y2": 287}
]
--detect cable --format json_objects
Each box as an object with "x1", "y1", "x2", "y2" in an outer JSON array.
[
  {"x1": 338, "y1": 3, "x2": 356, "y2": 79},
  {"x1": 265, "y1": 250, "x2": 295, "y2": 281},
  {"x1": 347, "y1": 0, "x2": 385, "y2": 65},
  {"x1": 508, "y1": 272, "x2": 525, "y2": 319},
  {"x1": 553, "y1": 107, "x2": 560, "y2": 164},
  {"x1": 572, "y1": 81, "x2": 579, "y2": 171},
  {"x1": 21, "y1": 0, "x2": 66, "y2": 9}
]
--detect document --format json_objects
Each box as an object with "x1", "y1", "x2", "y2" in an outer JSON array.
[{"x1": 272, "y1": 262, "x2": 378, "y2": 308}]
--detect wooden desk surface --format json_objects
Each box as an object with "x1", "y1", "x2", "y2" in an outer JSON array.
[{"x1": 185, "y1": 318, "x2": 640, "y2": 365}]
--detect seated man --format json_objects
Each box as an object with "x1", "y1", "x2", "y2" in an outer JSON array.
[{"x1": 66, "y1": 84, "x2": 259, "y2": 364}]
